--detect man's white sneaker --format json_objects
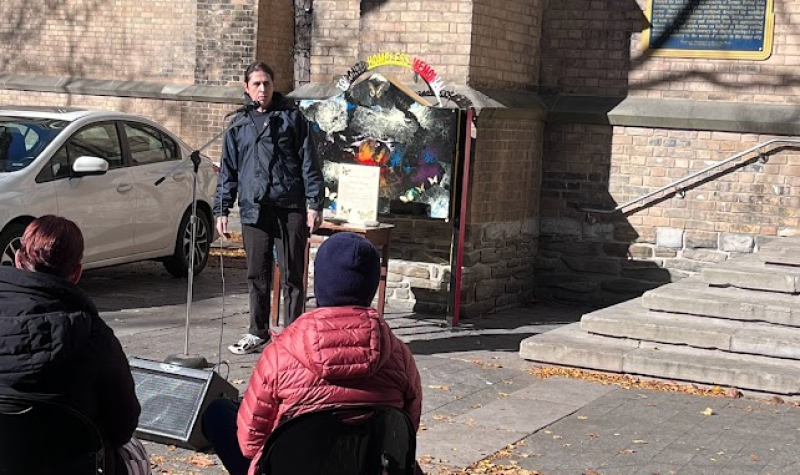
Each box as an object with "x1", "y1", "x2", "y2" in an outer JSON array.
[{"x1": 228, "y1": 334, "x2": 268, "y2": 355}]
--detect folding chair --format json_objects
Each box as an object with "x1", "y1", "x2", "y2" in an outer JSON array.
[
  {"x1": 258, "y1": 405, "x2": 416, "y2": 475},
  {"x1": 0, "y1": 394, "x2": 105, "y2": 475}
]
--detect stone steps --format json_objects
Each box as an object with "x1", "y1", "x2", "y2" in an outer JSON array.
[
  {"x1": 520, "y1": 236, "x2": 800, "y2": 396},
  {"x1": 520, "y1": 323, "x2": 800, "y2": 395},
  {"x1": 701, "y1": 254, "x2": 800, "y2": 293},
  {"x1": 582, "y1": 299, "x2": 800, "y2": 359},
  {"x1": 642, "y1": 280, "x2": 800, "y2": 326},
  {"x1": 759, "y1": 237, "x2": 800, "y2": 266}
]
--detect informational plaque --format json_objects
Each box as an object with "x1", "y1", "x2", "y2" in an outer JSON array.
[
  {"x1": 336, "y1": 164, "x2": 380, "y2": 225},
  {"x1": 643, "y1": 0, "x2": 774, "y2": 60}
]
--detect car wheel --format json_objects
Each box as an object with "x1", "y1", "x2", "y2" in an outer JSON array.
[
  {"x1": 163, "y1": 209, "x2": 211, "y2": 277},
  {"x1": 0, "y1": 223, "x2": 26, "y2": 267}
]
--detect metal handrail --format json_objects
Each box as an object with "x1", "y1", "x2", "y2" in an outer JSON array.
[{"x1": 581, "y1": 138, "x2": 800, "y2": 214}]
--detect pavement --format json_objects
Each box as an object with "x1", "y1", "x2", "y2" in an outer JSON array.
[{"x1": 79, "y1": 260, "x2": 800, "y2": 475}]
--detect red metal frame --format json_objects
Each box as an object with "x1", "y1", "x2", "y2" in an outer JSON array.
[{"x1": 450, "y1": 108, "x2": 474, "y2": 327}]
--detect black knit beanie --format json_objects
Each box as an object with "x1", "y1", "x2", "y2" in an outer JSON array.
[{"x1": 313, "y1": 232, "x2": 381, "y2": 307}]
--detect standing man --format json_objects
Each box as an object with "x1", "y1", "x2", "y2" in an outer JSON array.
[{"x1": 214, "y1": 61, "x2": 323, "y2": 355}]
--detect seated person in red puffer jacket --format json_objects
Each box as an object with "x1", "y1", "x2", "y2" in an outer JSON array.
[{"x1": 202, "y1": 232, "x2": 423, "y2": 475}]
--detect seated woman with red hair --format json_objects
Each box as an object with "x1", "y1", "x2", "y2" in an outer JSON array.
[{"x1": 0, "y1": 215, "x2": 149, "y2": 475}]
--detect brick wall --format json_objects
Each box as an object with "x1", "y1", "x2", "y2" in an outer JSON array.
[
  {"x1": 469, "y1": 0, "x2": 542, "y2": 88},
  {"x1": 311, "y1": 0, "x2": 473, "y2": 87},
  {"x1": 0, "y1": 0, "x2": 197, "y2": 83},
  {"x1": 257, "y1": 0, "x2": 295, "y2": 93},
  {"x1": 536, "y1": 122, "x2": 800, "y2": 305}
]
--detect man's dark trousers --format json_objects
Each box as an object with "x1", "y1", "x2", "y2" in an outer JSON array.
[{"x1": 242, "y1": 206, "x2": 308, "y2": 338}]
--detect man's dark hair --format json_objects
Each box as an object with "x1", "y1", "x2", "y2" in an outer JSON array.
[
  {"x1": 244, "y1": 61, "x2": 275, "y2": 84},
  {"x1": 16, "y1": 215, "x2": 84, "y2": 279}
]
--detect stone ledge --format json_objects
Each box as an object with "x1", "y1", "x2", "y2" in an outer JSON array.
[
  {"x1": 4, "y1": 73, "x2": 799, "y2": 135},
  {"x1": 545, "y1": 95, "x2": 800, "y2": 135},
  {"x1": 0, "y1": 74, "x2": 242, "y2": 104}
]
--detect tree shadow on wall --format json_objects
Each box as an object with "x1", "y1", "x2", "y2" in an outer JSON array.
[
  {"x1": 536, "y1": 0, "x2": 798, "y2": 309},
  {"x1": 536, "y1": 0, "x2": 668, "y2": 308},
  {"x1": 359, "y1": 0, "x2": 393, "y2": 15},
  {"x1": 0, "y1": 0, "x2": 182, "y2": 120},
  {"x1": 629, "y1": 0, "x2": 800, "y2": 122}
]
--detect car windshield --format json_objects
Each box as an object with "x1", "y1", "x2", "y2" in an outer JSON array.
[{"x1": 0, "y1": 117, "x2": 68, "y2": 173}]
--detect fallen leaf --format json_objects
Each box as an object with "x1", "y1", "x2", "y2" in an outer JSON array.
[
  {"x1": 701, "y1": 407, "x2": 715, "y2": 416},
  {"x1": 232, "y1": 379, "x2": 245, "y2": 384},
  {"x1": 632, "y1": 439, "x2": 647, "y2": 444},
  {"x1": 587, "y1": 433, "x2": 601, "y2": 438},
  {"x1": 751, "y1": 454, "x2": 761, "y2": 461},
  {"x1": 432, "y1": 414, "x2": 449, "y2": 421},
  {"x1": 725, "y1": 387, "x2": 742, "y2": 399},
  {"x1": 577, "y1": 415, "x2": 588, "y2": 420},
  {"x1": 618, "y1": 449, "x2": 636, "y2": 455},
  {"x1": 585, "y1": 470, "x2": 603, "y2": 475},
  {"x1": 498, "y1": 392, "x2": 509, "y2": 397},
  {"x1": 187, "y1": 455, "x2": 216, "y2": 467},
  {"x1": 553, "y1": 435, "x2": 563, "y2": 440},
  {"x1": 428, "y1": 385, "x2": 450, "y2": 391}
]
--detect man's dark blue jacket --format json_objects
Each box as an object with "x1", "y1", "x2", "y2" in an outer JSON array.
[{"x1": 213, "y1": 93, "x2": 324, "y2": 223}]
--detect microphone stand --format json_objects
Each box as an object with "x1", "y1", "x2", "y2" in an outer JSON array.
[{"x1": 157, "y1": 112, "x2": 252, "y2": 369}]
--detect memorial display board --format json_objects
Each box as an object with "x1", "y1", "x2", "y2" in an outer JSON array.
[
  {"x1": 300, "y1": 73, "x2": 461, "y2": 220},
  {"x1": 643, "y1": 0, "x2": 774, "y2": 60}
]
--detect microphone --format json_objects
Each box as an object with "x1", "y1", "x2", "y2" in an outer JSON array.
[{"x1": 228, "y1": 95, "x2": 261, "y2": 116}]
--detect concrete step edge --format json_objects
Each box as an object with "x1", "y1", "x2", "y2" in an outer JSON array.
[
  {"x1": 520, "y1": 327, "x2": 800, "y2": 395},
  {"x1": 642, "y1": 285, "x2": 800, "y2": 326},
  {"x1": 582, "y1": 309, "x2": 800, "y2": 360},
  {"x1": 519, "y1": 323, "x2": 638, "y2": 373},
  {"x1": 625, "y1": 343, "x2": 800, "y2": 395}
]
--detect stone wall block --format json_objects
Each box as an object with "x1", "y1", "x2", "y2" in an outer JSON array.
[
  {"x1": 663, "y1": 258, "x2": 708, "y2": 273},
  {"x1": 656, "y1": 227, "x2": 684, "y2": 249},
  {"x1": 681, "y1": 249, "x2": 729, "y2": 263},
  {"x1": 408, "y1": 277, "x2": 443, "y2": 290},
  {"x1": 534, "y1": 255, "x2": 561, "y2": 271},
  {"x1": 540, "y1": 238, "x2": 601, "y2": 257},
  {"x1": 537, "y1": 273, "x2": 598, "y2": 293},
  {"x1": 393, "y1": 288, "x2": 411, "y2": 300},
  {"x1": 562, "y1": 256, "x2": 622, "y2": 275},
  {"x1": 480, "y1": 248, "x2": 502, "y2": 264},
  {"x1": 685, "y1": 231, "x2": 719, "y2": 249},
  {"x1": 629, "y1": 244, "x2": 654, "y2": 259},
  {"x1": 512, "y1": 266, "x2": 534, "y2": 280},
  {"x1": 521, "y1": 217, "x2": 540, "y2": 237},
  {"x1": 654, "y1": 248, "x2": 678, "y2": 258},
  {"x1": 540, "y1": 218, "x2": 582, "y2": 237},
  {"x1": 583, "y1": 222, "x2": 614, "y2": 240},
  {"x1": 720, "y1": 233, "x2": 755, "y2": 253},
  {"x1": 475, "y1": 281, "x2": 505, "y2": 301},
  {"x1": 491, "y1": 267, "x2": 513, "y2": 279}
]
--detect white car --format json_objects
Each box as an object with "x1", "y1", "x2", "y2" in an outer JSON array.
[{"x1": 0, "y1": 107, "x2": 217, "y2": 276}]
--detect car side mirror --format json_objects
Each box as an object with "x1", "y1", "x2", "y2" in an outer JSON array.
[{"x1": 72, "y1": 156, "x2": 109, "y2": 176}]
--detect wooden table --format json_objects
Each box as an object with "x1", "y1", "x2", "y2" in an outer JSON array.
[{"x1": 271, "y1": 221, "x2": 394, "y2": 326}]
